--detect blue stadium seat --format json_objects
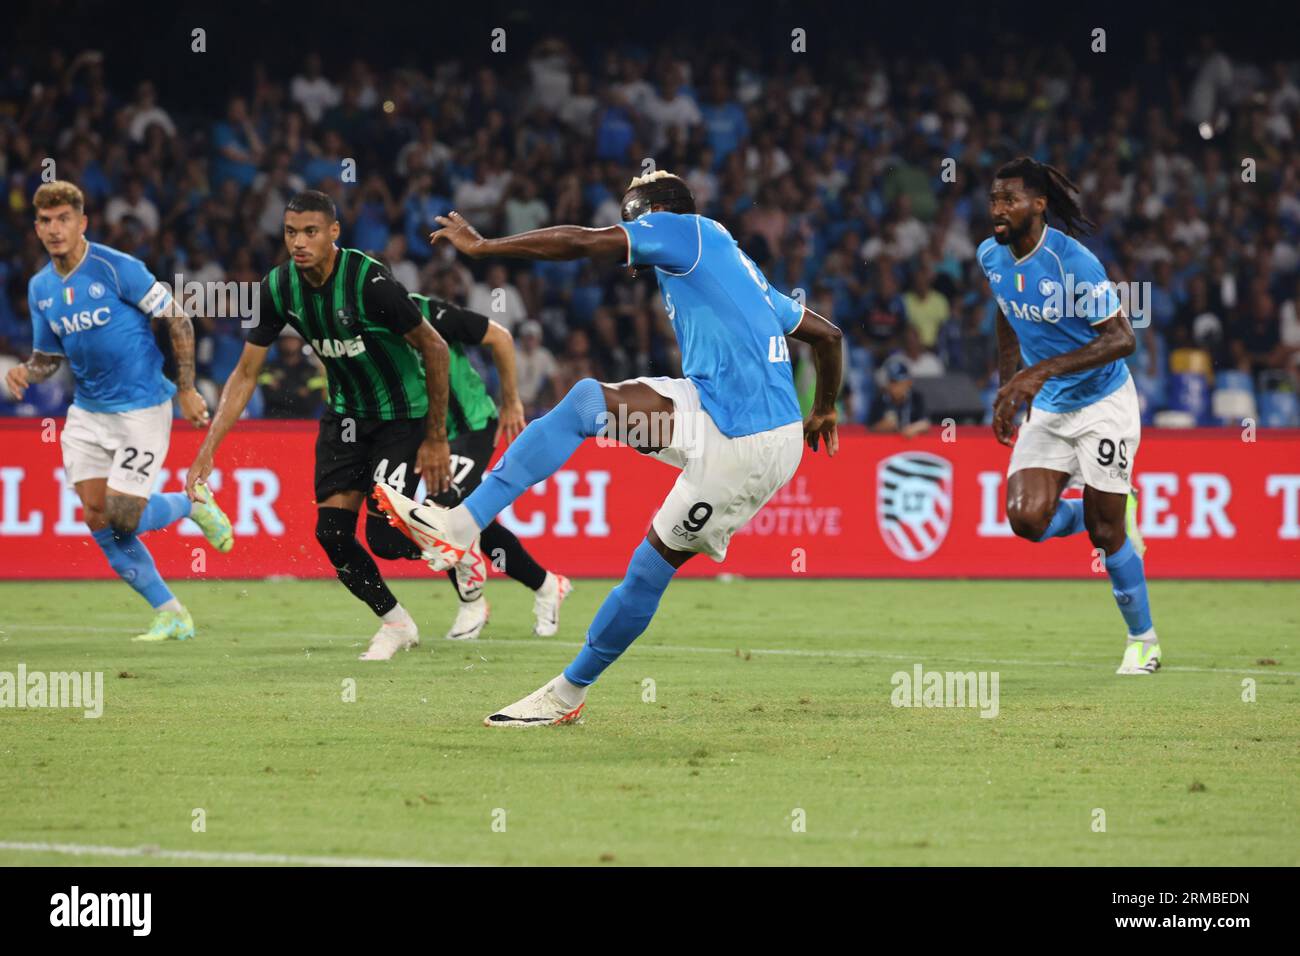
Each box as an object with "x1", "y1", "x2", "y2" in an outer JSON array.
[
  {"x1": 1258, "y1": 390, "x2": 1300, "y2": 428},
  {"x1": 1166, "y1": 372, "x2": 1211, "y2": 425},
  {"x1": 1216, "y1": 370, "x2": 1254, "y2": 394}
]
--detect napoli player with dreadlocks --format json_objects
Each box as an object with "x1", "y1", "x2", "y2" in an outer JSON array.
[{"x1": 978, "y1": 157, "x2": 1159, "y2": 675}]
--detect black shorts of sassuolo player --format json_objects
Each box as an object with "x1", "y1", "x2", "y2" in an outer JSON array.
[
  {"x1": 314, "y1": 408, "x2": 428, "y2": 504},
  {"x1": 315, "y1": 406, "x2": 499, "y2": 504},
  {"x1": 431, "y1": 419, "x2": 498, "y2": 508}
]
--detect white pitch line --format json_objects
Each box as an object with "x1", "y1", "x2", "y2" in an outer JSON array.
[
  {"x1": 0, "y1": 840, "x2": 458, "y2": 867},
  {"x1": 5, "y1": 622, "x2": 1298, "y2": 677}
]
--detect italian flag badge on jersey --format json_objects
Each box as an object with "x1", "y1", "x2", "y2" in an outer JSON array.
[
  {"x1": 1015, "y1": 274, "x2": 1025, "y2": 293},
  {"x1": 63, "y1": 287, "x2": 75, "y2": 305}
]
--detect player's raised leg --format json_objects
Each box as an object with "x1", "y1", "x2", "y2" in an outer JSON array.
[
  {"x1": 1006, "y1": 467, "x2": 1082, "y2": 542},
  {"x1": 1085, "y1": 486, "x2": 1159, "y2": 674},
  {"x1": 73, "y1": 478, "x2": 192, "y2": 642},
  {"x1": 374, "y1": 378, "x2": 668, "y2": 568},
  {"x1": 61, "y1": 399, "x2": 207, "y2": 642}
]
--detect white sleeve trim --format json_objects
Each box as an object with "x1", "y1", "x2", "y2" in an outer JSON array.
[
  {"x1": 656, "y1": 214, "x2": 704, "y2": 278},
  {"x1": 615, "y1": 223, "x2": 633, "y2": 267},
  {"x1": 786, "y1": 304, "x2": 806, "y2": 336}
]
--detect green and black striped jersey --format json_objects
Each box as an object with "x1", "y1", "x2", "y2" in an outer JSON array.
[
  {"x1": 409, "y1": 293, "x2": 498, "y2": 441},
  {"x1": 252, "y1": 248, "x2": 427, "y2": 421}
]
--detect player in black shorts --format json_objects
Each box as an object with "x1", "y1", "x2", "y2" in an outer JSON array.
[{"x1": 189, "y1": 190, "x2": 453, "y2": 660}]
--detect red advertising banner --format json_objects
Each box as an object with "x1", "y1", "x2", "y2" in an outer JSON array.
[{"x1": 1, "y1": 418, "x2": 1298, "y2": 579}]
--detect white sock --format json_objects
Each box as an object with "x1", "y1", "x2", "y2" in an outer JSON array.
[
  {"x1": 446, "y1": 504, "x2": 482, "y2": 544},
  {"x1": 550, "y1": 672, "x2": 588, "y2": 708},
  {"x1": 535, "y1": 571, "x2": 557, "y2": 596},
  {"x1": 158, "y1": 598, "x2": 183, "y2": 614},
  {"x1": 382, "y1": 604, "x2": 413, "y2": 626}
]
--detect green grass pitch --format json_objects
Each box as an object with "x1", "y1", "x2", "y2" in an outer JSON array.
[{"x1": 1, "y1": 578, "x2": 1296, "y2": 866}]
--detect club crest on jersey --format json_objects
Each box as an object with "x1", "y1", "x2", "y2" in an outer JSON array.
[
  {"x1": 336, "y1": 307, "x2": 356, "y2": 330},
  {"x1": 877, "y1": 451, "x2": 953, "y2": 562},
  {"x1": 88, "y1": 282, "x2": 106, "y2": 299}
]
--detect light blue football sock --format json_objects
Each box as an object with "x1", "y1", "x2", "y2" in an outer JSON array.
[
  {"x1": 1037, "y1": 498, "x2": 1085, "y2": 540},
  {"x1": 564, "y1": 539, "x2": 677, "y2": 686},
  {"x1": 1105, "y1": 538, "x2": 1153, "y2": 637},
  {"x1": 136, "y1": 492, "x2": 192, "y2": 533},
  {"x1": 465, "y1": 377, "x2": 606, "y2": 529},
  {"x1": 93, "y1": 528, "x2": 174, "y2": 609}
]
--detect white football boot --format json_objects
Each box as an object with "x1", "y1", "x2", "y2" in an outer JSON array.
[
  {"x1": 532, "y1": 573, "x2": 572, "y2": 637},
  {"x1": 372, "y1": 484, "x2": 477, "y2": 573},
  {"x1": 483, "y1": 675, "x2": 586, "y2": 727},
  {"x1": 446, "y1": 597, "x2": 490, "y2": 640},
  {"x1": 359, "y1": 618, "x2": 420, "y2": 660},
  {"x1": 1116, "y1": 633, "x2": 1161, "y2": 675}
]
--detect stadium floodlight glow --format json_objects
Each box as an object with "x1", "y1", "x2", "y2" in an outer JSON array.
[{"x1": 1198, "y1": 122, "x2": 1213, "y2": 140}]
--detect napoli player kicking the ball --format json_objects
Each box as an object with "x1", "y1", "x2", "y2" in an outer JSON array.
[
  {"x1": 373, "y1": 170, "x2": 843, "y2": 725},
  {"x1": 6, "y1": 181, "x2": 233, "y2": 642},
  {"x1": 979, "y1": 158, "x2": 1159, "y2": 675}
]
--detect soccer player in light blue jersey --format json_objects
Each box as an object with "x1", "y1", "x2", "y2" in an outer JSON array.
[
  {"x1": 5, "y1": 181, "x2": 234, "y2": 642},
  {"x1": 373, "y1": 170, "x2": 844, "y2": 725},
  {"x1": 978, "y1": 158, "x2": 1159, "y2": 675}
]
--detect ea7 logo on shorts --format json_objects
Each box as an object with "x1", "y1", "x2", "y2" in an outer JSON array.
[
  {"x1": 768, "y1": 335, "x2": 790, "y2": 363},
  {"x1": 877, "y1": 451, "x2": 953, "y2": 562}
]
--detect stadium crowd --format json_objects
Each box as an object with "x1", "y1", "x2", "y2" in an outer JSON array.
[{"x1": 2, "y1": 32, "x2": 1299, "y2": 427}]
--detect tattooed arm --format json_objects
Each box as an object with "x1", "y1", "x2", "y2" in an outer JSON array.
[
  {"x1": 159, "y1": 298, "x2": 210, "y2": 427},
  {"x1": 4, "y1": 351, "x2": 64, "y2": 400}
]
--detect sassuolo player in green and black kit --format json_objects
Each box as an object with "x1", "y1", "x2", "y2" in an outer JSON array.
[
  {"x1": 187, "y1": 190, "x2": 456, "y2": 660},
  {"x1": 399, "y1": 268, "x2": 571, "y2": 642}
]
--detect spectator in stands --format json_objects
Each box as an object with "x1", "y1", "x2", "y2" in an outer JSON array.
[
  {"x1": 468, "y1": 263, "x2": 528, "y2": 333},
  {"x1": 869, "y1": 355, "x2": 930, "y2": 437},
  {"x1": 260, "y1": 335, "x2": 326, "y2": 418},
  {"x1": 3, "y1": 28, "x2": 1298, "y2": 427},
  {"x1": 514, "y1": 319, "x2": 559, "y2": 418},
  {"x1": 902, "y1": 264, "x2": 950, "y2": 348}
]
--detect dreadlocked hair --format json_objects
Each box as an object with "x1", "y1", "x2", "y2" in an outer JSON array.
[{"x1": 994, "y1": 157, "x2": 1096, "y2": 237}]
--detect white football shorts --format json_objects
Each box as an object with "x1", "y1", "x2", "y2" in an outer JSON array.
[
  {"x1": 634, "y1": 376, "x2": 804, "y2": 562},
  {"x1": 1008, "y1": 376, "x2": 1140, "y2": 494},
  {"x1": 61, "y1": 399, "x2": 172, "y2": 496}
]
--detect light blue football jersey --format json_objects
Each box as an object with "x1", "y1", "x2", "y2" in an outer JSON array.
[
  {"x1": 617, "y1": 211, "x2": 803, "y2": 437},
  {"x1": 28, "y1": 241, "x2": 176, "y2": 413},
  {"x1": 977, "y1": 227, "x2": 1128, "y2": 412}
]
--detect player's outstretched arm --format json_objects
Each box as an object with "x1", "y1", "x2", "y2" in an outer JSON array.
[
  {"x1": 994, "y1": 311, "x2": 1136, "y2": 446},
  {"x1": 430, "y1": 211, "x2": 627, "y2": 262},
  {"x1": 480, "y1": 319, "x2": 526, "y2": 445},
  {"x1": 4, "y1": 351, "x2": 62, "y2": 401},
  {"x1": 158, "y1": 298, "x2": 210, "y2": 428},
  {"x1": 186, "y1": 342, "x2": 269, "y2": 500},
  {"x1": 790, "y1": 306, "x2": 843, "y2": 456}
]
